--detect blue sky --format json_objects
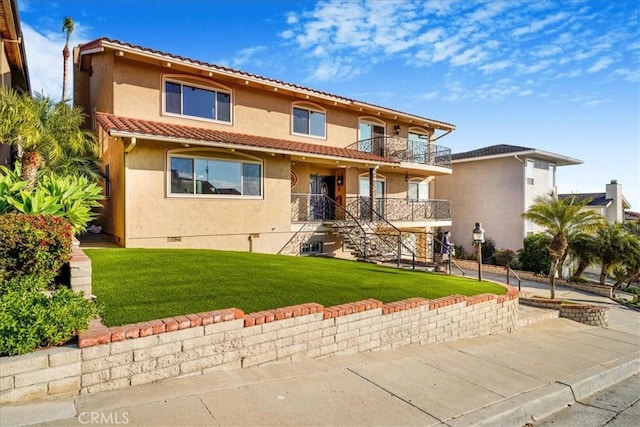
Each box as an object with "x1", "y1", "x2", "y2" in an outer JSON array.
[{"x1": 18, "y1": 0, "x2": 640, "y2": 209}]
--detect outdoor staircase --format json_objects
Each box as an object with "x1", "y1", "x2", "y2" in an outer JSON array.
[{"x1": 324, "y1": 220, "x2": 400, "y2": 262}]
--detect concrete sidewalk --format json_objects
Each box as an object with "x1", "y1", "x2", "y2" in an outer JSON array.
[{"x1": 2, "y1": 273, "x2": 639, "y2": 427}]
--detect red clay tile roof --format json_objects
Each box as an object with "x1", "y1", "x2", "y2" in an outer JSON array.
[
  {"x1": 79, "y1": 38, "x2": 454, "y2": 130},
  {"x1": 95, "y1": 112, "x2": 397, "y2": 164}
]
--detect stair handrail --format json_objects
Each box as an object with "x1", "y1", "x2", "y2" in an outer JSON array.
[
  {"x1": 357, "y1": 197, "x2": 417, "y2": 268},
  {"x1": 506, "y1": 264, "x2": 522, "y2": 291},
  {"x1": 318, "y1": 195, "x2": 371, "y2": 261}
]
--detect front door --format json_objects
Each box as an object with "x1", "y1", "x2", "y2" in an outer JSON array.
[{"x1": 310, "y1": 174, "x2": 335, "y2": 220}]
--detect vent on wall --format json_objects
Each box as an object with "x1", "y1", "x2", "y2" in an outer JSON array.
[{"x1": 167, "y1": 236, "x2": 181, "y2": 242}]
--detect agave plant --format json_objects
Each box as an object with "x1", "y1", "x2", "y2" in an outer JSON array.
[{"x1": 0, "y1": 165, "x2": 103, "y2": 233}]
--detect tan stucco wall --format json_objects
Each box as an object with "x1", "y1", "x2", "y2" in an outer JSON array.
[
  {"x1": 98, "y1": 129, "x2": 125, "y2": 244},
  {"x1": 437, "y1": 157, "x2": 525, "y2": 253},
  {"x1": 122, "y1": 140, "x2": 296, "y2": 253}
]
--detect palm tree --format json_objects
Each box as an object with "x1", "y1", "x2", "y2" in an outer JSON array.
[
  {"x1": 522, "y1": 195, "x2": 604, "y2": 299},
  {"x1": 0, "y1": 87, "x2": 99, "y2": 186},
  {"x1": 62, "y1": 17, "x2": 74, "y2": 102},
  {"x1": 596, "y1": 222, "x2": 640, "y2": 288},
  {"x1": 569, "y1": 232, "x2": 600, "y2": 281}
]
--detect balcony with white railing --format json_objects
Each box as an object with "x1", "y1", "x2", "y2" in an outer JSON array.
[{"x1": 345, "y1": 137, "x2": 451, "y2": 168}]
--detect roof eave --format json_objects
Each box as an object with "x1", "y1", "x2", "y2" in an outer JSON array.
[
  {"x1": 453, "y1": 149, "x2": 583, "y2": 166},
  {"x1": 104, "y1": 129, "x2": 398, "y2": 168}
]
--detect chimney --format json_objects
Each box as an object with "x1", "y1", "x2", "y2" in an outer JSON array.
[{"x1": 605, "y1": 179, "x2": 622, "y2": 223}]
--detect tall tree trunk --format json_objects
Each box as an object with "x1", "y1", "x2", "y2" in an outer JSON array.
[
  {"x1": 571, "y1": 259, "x2": 589, "y2": 281},
  {"x1": 20, "y1": 149, "x2": 41, "y2": 188},
  {"x1": 599, "y1": 263, "x2": 610, "y2": 285},
  {"x1": 62, "y1": 45, "x2": 70, "y2": 101},
  {"x1": 548, "y1": 259, "x2": 557, "y2": 299}
]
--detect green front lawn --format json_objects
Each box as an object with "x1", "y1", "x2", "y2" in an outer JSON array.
[{"x1": 85, "y1": 249, "x2": 506, "y2": 327}]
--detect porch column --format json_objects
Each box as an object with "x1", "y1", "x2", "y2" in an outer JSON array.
[{"x1": 368, "y1": 167, "x2": 376, "y2": 221}]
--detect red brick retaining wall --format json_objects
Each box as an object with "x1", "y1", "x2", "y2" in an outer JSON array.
[
  {"x1": 1, "y1": 286, "x2": 519, "y2": 404},
  {"x1": 519, "y1": 296, "x2": 608, "y2": 328}
]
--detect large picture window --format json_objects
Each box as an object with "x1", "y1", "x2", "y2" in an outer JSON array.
[
  {"x1": 292, "y1": 104, "x2": 326, "y2": 138},
  {"x1": 169, "y1": 155, "x2": 261, "y2": 197},
  {"x1": 165, "y1": 80, "x2": 231, "y2": 123}
]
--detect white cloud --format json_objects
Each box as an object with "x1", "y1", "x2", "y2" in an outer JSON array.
[
  {"x1": 450, "y1": 46, "x2": 487, "y2": 66},
  {"x1": 230, "y1": 46, "x2": 266, "y2": 68},
  {"x1": 22, "y1": 23, "x2": 91, "y2": 101},
  {"x1": 480, "y1": 60, "x2": 511, "y2": 74},
  {"x1": 512, "y1": 12, "x2": 569, "y2": 37},
  {"x1": 587, "y1": 57, "x2": 614, "y2": 73}
]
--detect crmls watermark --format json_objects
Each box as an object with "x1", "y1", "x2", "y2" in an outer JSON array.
[{"x1": 78, "y1": 412, "x2": 130, "y2": 424}]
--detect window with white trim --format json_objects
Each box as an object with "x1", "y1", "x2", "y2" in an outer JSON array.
[
  {"x1": 548, "y1": 162, "x2": 555, "y2": 189},
  {"x1": 526, "y1": 159, "x2": 534, "y2": 185},
  {"x1": 526, "y1": 220, "x2": 535, "y2": 236},
  {"x1": 408, "y1": 179, "x2": 429, "y2": 201},
  {"x1": 292, "y1": 103, "x2": 326, "y2": 138},
  {"x1": 164, "y1": 79, "x2": 231, "y2": 123},
  {"x1": 168, "y1": 154, "x2": 261, "y2": 197}
]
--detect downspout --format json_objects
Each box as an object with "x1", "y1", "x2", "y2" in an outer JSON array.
[
  {"x1": 123, "y1": 137, "x2": 136, "y2": 249},
  {"x1": 125, "y1": 137, "x2": 137, "y2": 153}
]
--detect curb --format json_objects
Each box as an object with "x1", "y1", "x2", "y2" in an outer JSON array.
[{"x1": 445, "y1": 353, "x2": 640, "y2": 426}]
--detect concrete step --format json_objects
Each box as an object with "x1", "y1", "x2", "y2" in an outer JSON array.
[{"x1": 518, "y1": 304, "x2": 560, "y2": 327}]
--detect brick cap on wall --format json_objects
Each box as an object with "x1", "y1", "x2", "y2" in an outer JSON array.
[{"x1": 78, "y1": 284, "x2": 518, "y2": 348}]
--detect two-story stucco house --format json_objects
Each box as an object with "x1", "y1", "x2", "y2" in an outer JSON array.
[
  {"x1": 73, "y1": 38, "x2": 455, "y2": 263},
  {"x1": 0, "y1": 0, "x2": 30, "y2": 166},
  {"x1": 436, "y1": 144, "x2": 582, "y2": 254}
]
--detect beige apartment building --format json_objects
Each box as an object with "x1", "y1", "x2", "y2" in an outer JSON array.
[
  {"x1": 437, "y1": 145, "x2": 582, "y2": 253},
  {"x1": 0, "y1": 0, "x2": 30, "y2": 166},
  {"x1": 73, "y1": 38, "x2": 455, "y2": 262}
]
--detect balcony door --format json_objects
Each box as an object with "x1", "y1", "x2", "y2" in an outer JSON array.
[
  {"x1": 310, "y1": 174, "x2": 335, "y2": 220},
  {"x1": 359, "y1": 121, "x2": 386, "y2": 156},
  {"x1": 408, "y1": 131, "x2": 429, "y2": 163}
]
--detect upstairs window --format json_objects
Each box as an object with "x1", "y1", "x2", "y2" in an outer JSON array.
[
  {"x1": 526, "y1": 159, "x2": 535, "y2": 185},
  {"x1": 292, "y1": 103, "x2": 326, "y2": 138},
  {"x1": 408, "y1": 179, "x2": 429, "y2": 201},
  {"x1": 165, "y1": 80, "x2": 231, "y2": 123}
]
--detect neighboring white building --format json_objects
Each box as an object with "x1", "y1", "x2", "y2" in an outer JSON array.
[
  {"x1": 559, "y1": 180, "x2": 632, "y2": 225},
  {"x1": 437, "y1": 144, "x2": 582, "y2": 253}
]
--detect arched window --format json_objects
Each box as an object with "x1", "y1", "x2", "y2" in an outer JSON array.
[
  {"x1": 163, "y1": 75, "x2": 232, "y2": 124},
  {"x1": 292, "y1": 102, "x2": 326, "y2": 138}
]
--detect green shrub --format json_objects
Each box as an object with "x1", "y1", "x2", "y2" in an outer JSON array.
[
  {"x1": 0, "y1": 287, "x2": 99, "y2": 356},
  {"x1": 492, "y1": 248, "x2": 517, "y2": 266},
  {"x1": 0, "y1": 213, "x2": 72, "y2": 289},
  {"x1": 517, "y1": 234, "x2": 551, "y2": 275},
  {"x1": 0, "y1": 165, "x2": 103, "y2": 233},
  {"x1": 481, "y1": 237, "x2": 496, "y2": 265}
]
